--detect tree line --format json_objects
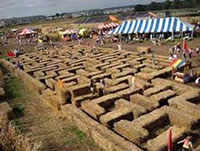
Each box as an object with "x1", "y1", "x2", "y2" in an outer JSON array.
[{"x1": 135, "y1": 0, "x2": 200, "y2": 11}]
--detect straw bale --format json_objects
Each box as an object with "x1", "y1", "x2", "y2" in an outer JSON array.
[
  {"x1": 111, "y1": 64, "x2": 131, "y2": 71},
  {"x1": 93, "y1": 94, "x2": 120, "y2": 108},
  {"x1": 114, "y1": 75, "x2": 132, "y2": 85},
  {"x1": 134, "y1": 64, "x2": 146, "y2": 71},
  {"x1": 104, "y1": 83, "x2": 129, "y2": 94},
  {"x1": 70, "y1": 62, "x2": 84, "y2": 67},
  {"x1": 68, "y1": 59, "x2": 86, "y2": 65},
  {"x1": 85, "y1": 66, "x2": 99, "y2": 72},
  {"x1": 0, "y1": 87, "x2": 5, "y2": 100},
  {"x1": 52, "y1": 66, "x2": 68, "y2": 72},
  {"x1": 76, "y1": 69, "x2": 88, "y2": 77},
  {"x1": 150, "y1": 89, "x2": 176, "y2": 104},
  {"x1": 0, "y1": 102, "x2": 12, "y2": 120},
  {"x1": 94, "y1": 62, "x2": 110, "y2": 70},
  {"x1": 115, "y1": 99, "x2": 147, "y2": 118},
  {"x1": 135, "y1": 72, "x2": 154, "y2": 81},
  {"x1": 99, "y1": 106, "x2": 133, "y2": 126},
  {"x1": 106, "y1": 57, "x2": 120, "y2": 63},
  {"x1": 114, "y1": 120, "x2": 149, "y2": 145},
  {"x1": 58, "y1": 70, "x2": 72, "y2": 75},
  {"x1": 104, "y1": 78, "x2": 114, "y2": 87},
  {"x1": 88, "y1": 70, "x2": 103, "y2": 78},
  {"x1": 72, "y1": 93, "x2": 97, "y2": 107},
  {"x1": 106, "y1": 68, "x2": 120, "y2": 74},
  {"x1": 81, "y1": 100, "x2": 105, "y2": 119},
  {"x1": 112, "y1": 70, "x2": 134, "y2": 79},
  {"x1": 164, "y1": 106, "x2": 198, "y2": 129},
  {"x1": 55, "y1": 72, "x2": 75, "y2": 80},
  {"x1": 63, "y1": 81, "x2": 77, "y2": 88},
  {"x1": 152, "y1": 78, "x2": 200, "y2": 95},
  {"x1": 67, "y1": 65, "x2": 84, "y2": 73},
  {"x1": 134, "y1": 77, "x2": 153, "y2": 90},
  {"x1": 31, "y1": 78, "x2": 47, "y2": 94},
  {"x1": 181, "y1": 90, "x2": 200, "y2": 103},
  {"x1": 116, "y1": 87, "x2": 142, "y2": 100},
  {"x1": 168, "y1": 96, "x2": 200, "y2": 118},
  {"x1": 143, "y1": 63, "x2": 163, "y2": 70},
  {"x1": 101, "y1": 62, "x2": 121, "y2": 71},
  {"x1": 127, "y1": 60, "x2": 140, "y2": 67},
  {"x1": 91, "y1": 73, "x2": 112, "y2": 82},
  {"x1": 144, "y1": 59, "x2": 158, "y2": 65},
  {"x1": 45, "y1": 78, "x2": 56, "y2": 90},
  {"x1": 33, "y1": 71, "x2": 45, "y2": 78},
  {"x1": 42, "y1": 88, "x2": 56, "y2": 97},
  {"x1": 45, "y1": 95, "x2": 61, "y2": 111},
  {"x1": 151, "y1": 66, "x2": 172, "y2": 77},
  {"x1": 143, "y1": 84, "x2": 172, "y2": 96},
  {"x1": 36, "y1": 66, "x2": 58, "y2": 73},
  {"x1": 140, "y1": 67, "x2": 155, "y2": 73},
  {"x1": 62, "y1": 75, "x2": 78, "y2": 83},
  {"x1": 130, "y1": 94, "x2": 159, "y2": 111},
  {"x1": 58, "y1": 87, "x2": 71, "y2": 105},
  {"x1": 69, "y1": 83, "x2": 91, "y2": 98}
]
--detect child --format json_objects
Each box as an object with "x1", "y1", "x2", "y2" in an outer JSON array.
[{"x1": 177, "y1": 136, "x2": 194, "y2": 151}]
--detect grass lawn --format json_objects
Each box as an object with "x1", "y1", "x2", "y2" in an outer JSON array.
[{"x1": 3, "y1": 75, "x2": 103, "y2": 151}]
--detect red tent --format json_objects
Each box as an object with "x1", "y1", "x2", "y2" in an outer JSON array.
[
  {"x1": 98, "y1": 22, "x2": 119, "y2": 30},
  {"x1": 18, "y1": 28, "x2": 37, "y2": 36}
]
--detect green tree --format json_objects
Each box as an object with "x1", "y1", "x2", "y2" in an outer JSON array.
[
  {"x1": 164, "y1": 0, "x2": 171, "y2": 9},
  {"x1": 134, "y1": 4, "x2": 147, "y2": 11}
]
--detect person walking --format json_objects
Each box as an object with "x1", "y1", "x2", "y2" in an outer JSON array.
[{"x1": 177, "y1": 136, "x2": 194, "y2": 151}]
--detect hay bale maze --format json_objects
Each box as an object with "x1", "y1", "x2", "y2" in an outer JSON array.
[{"x1": 1, "y1": 45, "x2": 200, "y2": 151}]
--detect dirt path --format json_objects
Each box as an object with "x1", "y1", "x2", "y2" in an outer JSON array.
[{"x1": 3, "y1": 75, "x2": 103, "y2": 151}]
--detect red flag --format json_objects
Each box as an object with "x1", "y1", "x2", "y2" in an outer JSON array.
[
  {"x1": 183, "y1": 40, "x2": 188, "y2": 52},
  {"x1": 168, "y1": 127, "x2": 173, "y2": 151},
  {"x1": 7, "y1": 51, "x2": 14, "y2": 57}
]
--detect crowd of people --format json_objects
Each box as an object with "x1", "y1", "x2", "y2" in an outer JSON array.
[{"x1": 168, "y1": 42, "x2": 200, "y2": 61}]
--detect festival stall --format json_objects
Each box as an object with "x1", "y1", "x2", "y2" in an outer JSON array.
[
  {"x1": 170, "y1": 59, "x2": 192, "y2": 83},
  {"x1": 109, "y1": 17, "x2": 194, "y2": 39},
  {"x1": 79, "y1": 29, "x2": 88, "y2": 37},
  {"x1": 18, "y1": 28, "x2": 37, "y2": 38},
  {"x1": 62, "y1": 30, "x2": 77, "y2": 41}
]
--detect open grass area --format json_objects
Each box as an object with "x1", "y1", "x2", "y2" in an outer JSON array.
[{"x1": 3, "y1": 74, "x2": 103, "y2": 151}]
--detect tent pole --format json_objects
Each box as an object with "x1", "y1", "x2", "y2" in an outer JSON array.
[
  {"x1": 172, "y1": 31, "x2": 174, "y2": 40},
  {"x1": 120, "y1": 34, "x2": 122, "y2": 50},
  {"x1": 191, "y1": 30, "x2": 194, "y2": 38}
]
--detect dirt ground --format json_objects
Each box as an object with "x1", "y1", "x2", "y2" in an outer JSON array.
[{"x1": 2, "y1": 74, "x2": 103, "y2": 151}]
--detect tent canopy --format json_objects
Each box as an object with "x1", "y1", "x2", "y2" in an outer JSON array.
[
  {"x1": 63, "y1": 30, "x2": 76, "y2": 35},
  {"x1": 79, "y1": 29, "x2": 87, "y2": 36},
  {"x1": 109, "y1": 17, "x2": 193, "y2": 35},
  {"x1": 98, "y1": 22, "x2": 119, "y2": 29},
  {"x1": 18, "y1": 28, "x2": 37, "y2": 36}
]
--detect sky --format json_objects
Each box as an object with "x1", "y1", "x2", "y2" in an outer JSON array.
[{"x1": 0, "y1": 0, "x2": 163, "y2": 19}]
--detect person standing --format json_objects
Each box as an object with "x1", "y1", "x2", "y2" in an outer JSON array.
[
  {"x1": 131, "y1": 76, "x2": 135, "y2": 89},
  {"x1": 196, "y1": 47, "x2": 200, "y2": 57},
  {"x1": 177, "y1": 136, "x2": 194, "y2": 151}
]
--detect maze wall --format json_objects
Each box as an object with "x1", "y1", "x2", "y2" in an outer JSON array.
[{"x1": 1, "y1": 46, "x2": 200, "y2": 151}]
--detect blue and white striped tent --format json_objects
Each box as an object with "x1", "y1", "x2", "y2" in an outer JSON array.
[{"x1": 109, "y1": 17, "x2": 193, "y2": 35}]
